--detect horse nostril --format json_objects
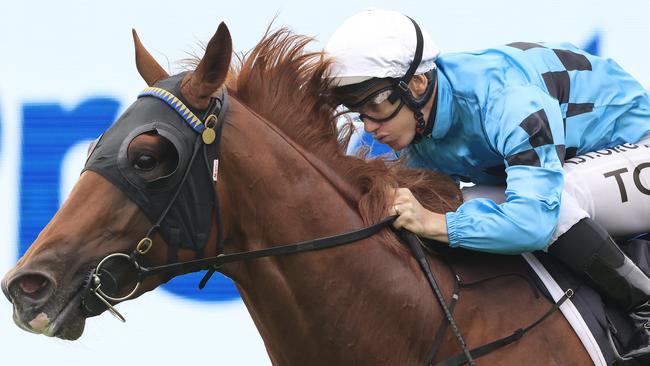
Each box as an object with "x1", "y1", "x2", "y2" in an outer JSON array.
[
  {"x1": 7, "y1": 273, "x2": 54, "y2": 305},
  {"x1": 19, "y1": 275, "x2": 49, "y2": 294}
]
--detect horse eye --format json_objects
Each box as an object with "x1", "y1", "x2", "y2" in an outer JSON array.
[{"x1": 134, "y1": 154, "x2": 158, "y2": 171}]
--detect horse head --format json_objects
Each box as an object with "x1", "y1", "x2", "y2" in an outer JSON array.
[{"x1": 2, "y1": 23, "x2": 233, "y2": 340}]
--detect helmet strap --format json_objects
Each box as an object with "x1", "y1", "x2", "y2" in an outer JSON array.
[
  {"x1": 407, "y1": 69, "x2": 438, "y2": 144},
  {"x1": 381, "y1": 16, "x2": 439, "y2": 144},
  {"x1": 387, "y1": 16, "x2": 424, "y2": 104}
]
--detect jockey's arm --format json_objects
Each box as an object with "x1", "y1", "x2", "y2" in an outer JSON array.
[{"x1": 400, "y1": 86, "x2": 567, "y2": 254}]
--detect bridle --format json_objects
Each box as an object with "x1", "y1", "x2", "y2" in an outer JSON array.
[
  {"x1": 79, "y1": 84, "x2": 573, "y2": 366},
  {"x1": 81, "y1": 85, "x2": 230, "y2": 321}
]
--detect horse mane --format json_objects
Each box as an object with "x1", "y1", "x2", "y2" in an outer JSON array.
[{"x1": 226, "y1": 27, "x2": 463, "y2": 240}]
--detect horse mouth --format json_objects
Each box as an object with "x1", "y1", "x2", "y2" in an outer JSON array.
[
  {"x1": 44, "y1": 287, "x2": 87, "y2": 340},
  {"x1": 47, "y1": 266, "x2": 137, "y2": 339},
  {"x1": 9, "y1": 279, "x2": 89, "y2": 340}
]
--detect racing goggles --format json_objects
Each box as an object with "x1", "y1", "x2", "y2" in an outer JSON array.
[{"x1": 342, "y1": 85, "x2": 404, "y2": 123}]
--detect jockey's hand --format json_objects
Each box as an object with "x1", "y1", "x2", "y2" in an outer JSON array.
[{"x1": 389, "y1": 188, "x2": 449, "y2": 243}]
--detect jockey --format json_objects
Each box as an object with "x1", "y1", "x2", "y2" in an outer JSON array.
[{"x1": 325, "y1": 8, "x2": 650, "y2": 361}]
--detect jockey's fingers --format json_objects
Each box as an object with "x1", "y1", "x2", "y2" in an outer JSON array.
[
  {"x1": 397, "y1": 201, "x2": 418, "y2": 215},
  {"x1": 395, "y1": 187, "x2": 414, "y2": 200},
  {"x1": 396, "y1": 209, "x2": 416, "y2": 222},
  {"x1": 394, "y1": 195, "x2": 415, "y2": 208},
  {"x1": 389, "y1": 204, "x2": 398, "y2": 216},
  {"x1": 392, "y1": 216, "x2": 405, "y2": 229}
]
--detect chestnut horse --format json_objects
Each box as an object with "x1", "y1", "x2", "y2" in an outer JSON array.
[{"x1": 2, "y1": 23, "x2": 592, "y2": 365}]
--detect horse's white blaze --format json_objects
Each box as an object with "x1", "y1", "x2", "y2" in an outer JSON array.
[{"x1": 28, "y1": 312, "x2": 50, "y2": 332}]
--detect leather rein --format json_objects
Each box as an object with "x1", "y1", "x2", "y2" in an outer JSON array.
[{"x1": 81, "y1": 88, "x2": 573, "y2": 366}]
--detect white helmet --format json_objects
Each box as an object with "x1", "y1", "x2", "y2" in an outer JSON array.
[{"x1": 325, "y1": 8, "x2": 441, "y2": 87}]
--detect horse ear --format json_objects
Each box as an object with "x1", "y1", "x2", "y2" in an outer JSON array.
[
  {"x1": 132, "y1": 29, "x2": 169, "y2": 86},
  {"x1": 189, "y1": 22, "x2": 233, "y2": 99}
]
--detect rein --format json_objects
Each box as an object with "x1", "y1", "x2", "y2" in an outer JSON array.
[
  {"x1": 82, "y1": 87, "x2": 574, "y2": 366},
  {"x1": 139, "y1": 216, "x2": 398, "y2": 280}
]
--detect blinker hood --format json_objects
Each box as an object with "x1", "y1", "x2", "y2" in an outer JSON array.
[{"x1": 83, "y1": 72, "x2": 220, "y2": 254}]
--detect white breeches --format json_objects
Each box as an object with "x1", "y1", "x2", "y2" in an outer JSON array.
[{"x1": 462, "y1": 135, "x2": 650, "y2": 245}]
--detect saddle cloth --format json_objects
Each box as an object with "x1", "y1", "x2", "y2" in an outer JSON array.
[{"x1": 523, "y1": 237, "x2": 650, "y2": 366}]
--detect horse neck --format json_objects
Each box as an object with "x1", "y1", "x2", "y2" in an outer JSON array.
[{"x1": 213, "y1": 98, "x2": 452, "y2": 365}]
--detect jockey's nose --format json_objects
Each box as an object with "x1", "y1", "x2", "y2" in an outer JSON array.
[
  {"x1": 363, "y1": 119, "x2": 381, "y2": 134},
  {"x1": 3, "y1": 271, "x2": 55, "y2": 307}
]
